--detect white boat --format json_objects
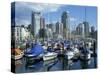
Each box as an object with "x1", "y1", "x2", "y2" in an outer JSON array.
[
  {"x1": 80, "y1": 52, "x2": 91, "y2": 60},
  {"x1": 73, "y1": 48, "x2": 79, "y2": 54},
  {"x1": 65, "y1": 51, "x2": 74, "y2": 60},
  {"x1": 11, "y1": 51, "x2": 24, "y2": 60},
  {"x1": 80, "y1": 46, "x2": 92, "y2": 60},
  {"x1": 43, "y1": 52, "x2": 57, "y2": 61},
  {"x1": 43, "y1": 58, "x2": 58, "y2": 66},
  {"x1": 73, "y1": 48, "x2": 80, "y2": 59}
]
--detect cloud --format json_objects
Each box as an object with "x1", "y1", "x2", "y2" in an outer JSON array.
[
  {"x1": 14, "y1": 2, "x2": 63, "y2": 25},
  {"x1": 15, "y1": 18, "x2": 30, "y2": 26},
  {"x1": 15, "y1": 2, "x2": 62, "y2": 13},
  {"x1": 70, "y1": 17, "x2": 77, "y2": 22}
]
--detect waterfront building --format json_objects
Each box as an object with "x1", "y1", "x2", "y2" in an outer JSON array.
[
  {"x1": 83, "y1": 21, "x2": 90, "y2": 38},
  {"x1": 31, "y1": 12, "x2": 41, "y2": 37},
  {"x1": 55, "y1": 22, "x2": 63, "y2": 39},
  {"x1": 91, "y1": 26, "x2": 95, "y2": 33},
  {"x1": 61, "y1": 11, "x2": 70, "y2": 39},
  {"x1": 56, "y1": 22, "x2": 60, "y2": 34},
  {"x1": 40, "y1": 17, "x2": 45, "y2": 29},
  {"x1": 76, "y1": 23, "x2": 84, "y2": 38},
  {"x1": 46, "y1": 27, "x2": 53, "y2": 40},
  {"x1": 11, "y1": 25, "x2": 31, "y2": 43},
  {"x1": 91, "y1": 26, "x2": 96, "y2": 39}
]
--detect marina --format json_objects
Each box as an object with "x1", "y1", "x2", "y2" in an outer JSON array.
[
  {"x1": 11, "y1": 2, "x2": 97, "y2": 73},
  {"x1": 11, "y1": 39, "x2": 97, "y2": 73}
]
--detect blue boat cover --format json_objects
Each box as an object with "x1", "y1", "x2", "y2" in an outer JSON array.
[{"x1": 26, "y1": 43, "x2": 44, "y2": 56}]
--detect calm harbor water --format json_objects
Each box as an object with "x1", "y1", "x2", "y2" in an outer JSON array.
[{"x1": 12, "y1": 56, "x2": 97, "y2": 73}]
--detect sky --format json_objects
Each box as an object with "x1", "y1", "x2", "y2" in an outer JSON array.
[{"x1": 11, "y1": 2, "x2": 97, "y2": 31}]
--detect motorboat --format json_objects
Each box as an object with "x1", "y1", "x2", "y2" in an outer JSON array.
[
  {"x1": 80, "y1": 53, "x2": 91, "y2": 60},
  {"x1": 43, "y1": 52, "x2": 57, "y2": 61},
  {"x1": 80, "y1": 48, "x2": 91, "y2": 60},
  {"x1": 65, "y1": 50, "x2": 74, "y2": 60},
  {"x1": 73, "y1": 47, "x2": 80, "y2": 59},
  {"x1": 11, "y1": 48, "x2": 24, "y2": 60},
  {"x1": 43, "y1": 58, "x2": 58, "y2": 66}
]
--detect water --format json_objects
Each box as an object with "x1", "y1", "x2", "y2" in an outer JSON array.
[{"x1": 12, "y1": 56, "x2": 97, "y2": 73}]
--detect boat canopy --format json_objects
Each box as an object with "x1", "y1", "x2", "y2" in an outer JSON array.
[{"x1": 26, "y1": 43, "x2": 44, "y2": 56}]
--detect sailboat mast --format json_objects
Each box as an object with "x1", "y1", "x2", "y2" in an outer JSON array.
[{"x1": 85, "y1": 7, "x2": 87, "y2": 22}]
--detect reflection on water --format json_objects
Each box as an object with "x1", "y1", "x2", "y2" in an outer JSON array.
[{"x1": 14, "y1": 56, "x2": 97, "y2": 73}]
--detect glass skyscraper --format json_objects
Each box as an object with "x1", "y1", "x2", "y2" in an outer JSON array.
[
  {"x1": 31, "y1": 12, "x2": 41, "y2": 37},
  {"x1": 61, "y1": 11, "x2": 70, "y2": 39}
]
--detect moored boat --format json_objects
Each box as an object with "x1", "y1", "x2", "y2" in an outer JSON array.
[
  {"x1": 11, "y1": 48, "x2": 24, "y2": 60},
  {"x1": 65, "y1": 51, "x2": 74, "y2": 60},
  {"x1": 80, "y1": 52, "x2": 91, "y2": 60},
  {"x1": 80, "y1": 48, "x2": 91, "y2": 60},
  {"x1": 43, "y1": 52, "x2": 57, "y2": 61},
  {"x1": 25, "y1": 43, "x2": 44, "y2": 58}
]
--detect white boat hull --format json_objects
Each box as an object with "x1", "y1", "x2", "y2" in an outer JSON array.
[
  {"x1": 11, "y1": 52, "x2": 24, "y2": 60},
  {"x1": 43, "y1": 52, "x2": 57, "y2": 61},
  {"x1": 65, "y1": 51, "x2": 74, "y2": 60},
  {"x1": 43, "y1": 58, "x2": 58, "y2": 65},
  {"x1": 80, "y1": 53, "x2": 91, "y2": 60}
]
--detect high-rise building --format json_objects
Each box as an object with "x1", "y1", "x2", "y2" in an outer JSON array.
[
  {"x1": 55, "y1": 22, "x2": 63, "y2": 35},
  {"x1": 31, "y1": 12, "x2": 41, "y2": 37},
  {"x1": 56, "y1": 22, "x2": 60, "y2": 34},
  {"x1": 48, "y1": 23, "x2": 55, "y2": 33},
  {"x1": 91, "y1": 26, "x2": 95, "y2": 39},
  {"x1": 83, "y1": 21, "x2": 90, "y2": 38},
  {"x1": 55, "y1": 22, "x2": 63, "y2": 39},
  {"x1": 60, "y1": 23, "x2": 63, "y2": 36},
  {"x1": 91, "y1": 26, "x2": 95, "y2": 33},
  {"x1": 40, "y1": 17, "x2": 45, "y2": 29},
  {"x1": 61, "y1": 11, "x2": 70, "y2": 39},
  {"x1": 52, "y1": 24, "x2": 56, "y2": 33},
  {"x1": 48, "y1": 23, "x2": 53, "y2": 29},
  {"x1": 76, "y1": 23, "x2": 84, "y2": 37}
]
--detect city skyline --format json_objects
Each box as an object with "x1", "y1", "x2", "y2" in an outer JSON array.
[{"x1": 11, "y1": 2, "x2": 97, "y2": 30}]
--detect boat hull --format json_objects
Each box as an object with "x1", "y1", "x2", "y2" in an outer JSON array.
[
  {"x1": 43, "y1": 52, "x2": 57, "y2": 61},
  {"x1": 80, "y1": 53, "x2": 91, "y2": 60},
  {"x1": 65, "y1": 51, "x2": 74, "y2": 60},
  {"x1": 11, "y1": 52, "x2": 24, "y2": 60}
]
